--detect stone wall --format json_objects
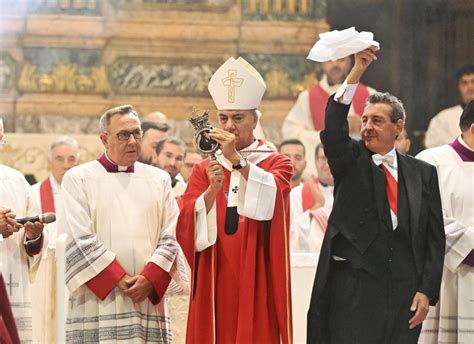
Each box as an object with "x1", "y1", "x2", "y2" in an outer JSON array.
[{"x1": 0, "y1": 0, "x2": 329, "y2": 147}]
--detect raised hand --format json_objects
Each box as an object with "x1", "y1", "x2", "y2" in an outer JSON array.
[
  {"x1": 209, "y1": 128, "x2": 240, "y2": 163},
  {"x1": 347, "y1": 46, "x2": 380, "y2": 84}
]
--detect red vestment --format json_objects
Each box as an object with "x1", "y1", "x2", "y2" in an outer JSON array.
[
  {"x1": 309, "y1": 83, "x2": 370, "y2": 131},
  {"x1": 177, "y1": 152, "x2": 293, "y2": 343}
]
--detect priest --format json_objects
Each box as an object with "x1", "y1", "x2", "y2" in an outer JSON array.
[
  {"x1": 62, "y1": 105, "x2": 187, "y2": 343},
  {"x1": 0, "y1": 118, "x2": 45, "y2": 342},
  {"x1": 177, "y1": 57, "x2": 293, "y2": 343},
  {"x1": 417, "y1": 101, "x2": 474, "y2": 344}
]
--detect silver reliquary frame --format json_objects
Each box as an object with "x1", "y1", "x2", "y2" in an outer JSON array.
[{"x1": 189, "y1": 109, "x2": 220, "y2": 159}]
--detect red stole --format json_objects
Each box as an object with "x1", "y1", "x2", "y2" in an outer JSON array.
[
  {"x1": 39, "y1": 178, "x2": 55, "y2": 213},
  {"x1": 309, "y1": 83, "x2": 370, "y2": 131},
  {"x1": 301, "y1": 177, "x2": 319, "y2": 212},
  {"x1": 177, "y1": 153, "x2": 293, "y2": 344}
]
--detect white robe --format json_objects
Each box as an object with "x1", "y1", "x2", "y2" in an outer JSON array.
[
  {"x1": 31, "y1": 175, "x2": 67, "y2": 343},
  {"x1": 62, "y1": 160, "x2": 187, "y2": 343},
  {"x1": 424, "y1": 105, "x2": 463, "y2": 149},
  {"x1": 0, "y1": 164, "x2": 41, "y2": 343},
  {"x1": 416, "y1": 143, "x2": 474, "y2": 344},
  {"x1": 281, "y1": 75, "x2": 375, "y2": 177},
  {"x1": 289, "y1": 183, "x2": 334, "y2": 253}
]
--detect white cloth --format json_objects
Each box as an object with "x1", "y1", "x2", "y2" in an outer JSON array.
[
  {"x1": 62, "y1": 160, "x2": 187, "y2": 343},
  {"x1": 31, "y1": 174, "x2": 68, "y2": 343},
  {"x1": 307, "y1": 27, "x2": 379, "y2": 62},
  {"x1": 290, "y1": 183, "x2": 334, "y2": 253},
  {"x1": 282, "y1": 75, "x2": 375, "y2": 177},
  {"x1": 0, "y1": 164, "x2": 41, "y2": 343},
  {"x1": 425, "y1": 105, "x2": 463, "y2": 148},
  {"x1": 416, "y1": 143, "x2": 474, "y2": 344},
  {"x1": 172, "y1": 179, "x2": 187, "y2": 199},
  {"x1": 195, "y1": 140, "x2": 276, "y2": 252}
]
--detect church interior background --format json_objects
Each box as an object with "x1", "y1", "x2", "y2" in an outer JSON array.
[
  {"x1": 1, "y1": 0, "x2": 473, "y2": 180},
  {"x1": 0, "y1": 1, "x2": 473, "y2": 342}
]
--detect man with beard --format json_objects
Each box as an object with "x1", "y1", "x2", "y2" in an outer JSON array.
[
  {"x1": 138, "y1": 121, "x2": 169, "y2": 164},
  {"x1": 282, "y1": 57, "x2": 376, "y2": 177},
  {"x1": 278, "y1": 138, "x2": 307, "y2": 189},
  {"x1": 154, "y1": 136, "x2": 187, "y2": 200}
]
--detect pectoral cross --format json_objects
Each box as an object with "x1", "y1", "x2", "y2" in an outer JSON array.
[
  {"x1": 6, "y1": 273, "x2": 19, "y2": 297},
  {"x1": 222, "y1": 70, "x2": 244, "y2": 103}
]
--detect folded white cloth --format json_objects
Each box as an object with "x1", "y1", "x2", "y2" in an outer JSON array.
[{"x1": 307, "y1": 26, "x2": 379, "y2": 62}]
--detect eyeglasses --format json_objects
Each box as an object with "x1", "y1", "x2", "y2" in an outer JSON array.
[{"x1": 112, "y1": 129, "x2": 143, "y2": 141}]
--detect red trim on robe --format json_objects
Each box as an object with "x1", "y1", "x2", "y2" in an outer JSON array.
[
  {"x1": 309, "y1": 83, "x2": 370, "y2": 131},
  {"x1": 177, "y1": 153, "x2": 293, "y2": 344},
  {"x1": 85, "y1": 259, "x2": 126, "y2": 300},
  {"x1": 39, "y1": 178, "x2": 55, "y2": 213},
  {"x1": 24, "y1": 234, "x2": 44, "y2": 257},
  {"x1": 301, "y1": 177, "x2": 319, "y2": 212},
  {"x1": 0, "y1": 274, "x2": 20, "y2": 344},
  {"x1": 140, "y1": 262, "x2": 172, "y2": 305}
]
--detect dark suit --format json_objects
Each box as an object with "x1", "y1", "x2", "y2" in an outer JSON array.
[{"x1": 307, "y1": 96, "x2": 445, "y2": 344}]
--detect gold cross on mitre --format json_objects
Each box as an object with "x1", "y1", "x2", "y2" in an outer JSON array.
[{"x1": 222, "y1": 69, "x2": 244, "y2": 103}]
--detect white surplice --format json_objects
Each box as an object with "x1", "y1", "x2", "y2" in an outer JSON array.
[
  {"x1": 289, "y1": 182, "x2": 334, "y2": 253},
  {"x1": 417, "y1": 143, "x2": 474, "y2": 344},
  {"x1": 425, "y1": 105, "x2": 463, "y2": 149},
  {"x1": 0, "y1": 164, "x2": 41, "y2": 343},
  {"x1": 31, "y1": 175, "x2": 67, "y2": 343},
  {"x1": 62, "y1": 160, "x2": 187, "y2": 343}
]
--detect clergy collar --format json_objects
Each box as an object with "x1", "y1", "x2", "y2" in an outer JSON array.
[
  {"x1": 450, "y1": 136, "x2": 474, "y2": 162},
  {"x1": 97, "y1": 152, "x2": 135, "y2": 173}
]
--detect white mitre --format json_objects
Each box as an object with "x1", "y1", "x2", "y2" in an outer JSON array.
[{"x1": 208, "y1": 57, "x2": 266, "y2": 110}]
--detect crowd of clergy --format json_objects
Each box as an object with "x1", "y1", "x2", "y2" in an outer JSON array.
[{"x1": 0, "y1": 45, "x2": 473, "y2": 344}]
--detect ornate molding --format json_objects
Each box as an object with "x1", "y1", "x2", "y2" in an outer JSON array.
[
  {"x1": 109, "y1": 58, "x2": 218, "y2": 96},
  {"x1": 27, "y1": 0, "x2": 101, "y2": 15},
  {"x1": 0, "y1": 53, "x2": 16, "y2": 92},
  {"x1": 111, "y1": 0, "x2": 234, "y2": 11},
  {"x1": 18, "y1": 48, "x2": 110, "y2": 94},
  {"x1": 242, "y1": 0, "x2": 326, "y2": 21}
]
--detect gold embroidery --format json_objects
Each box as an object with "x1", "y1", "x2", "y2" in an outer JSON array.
[{"x1": 222, "y1": 69, "x2": 244, "y2": 103}]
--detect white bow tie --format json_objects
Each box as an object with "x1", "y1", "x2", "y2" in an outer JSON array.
[{"x1": 372, "y1": 153, "x2": 394, "y2": 168}]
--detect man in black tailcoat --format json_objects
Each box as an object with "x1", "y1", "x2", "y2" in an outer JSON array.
[{"x1": 307, "y1": 47, "x2": 445, "y2": 344}]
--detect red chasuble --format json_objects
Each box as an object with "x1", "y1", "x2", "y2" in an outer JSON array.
[
  {"x1": 177, "y1": 153, "x2": 293, "y2": 344},
  {"x1": 309, "y1": 83, "x2": 370, "y2": 131}
]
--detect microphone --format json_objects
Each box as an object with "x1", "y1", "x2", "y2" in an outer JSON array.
[{"x1": 16, "y1": 212, "x2": 56, "y2": 225}]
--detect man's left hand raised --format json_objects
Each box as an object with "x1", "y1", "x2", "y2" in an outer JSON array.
[{"x1": 408, "y1": 291, "x2": 430, "y2": 329}]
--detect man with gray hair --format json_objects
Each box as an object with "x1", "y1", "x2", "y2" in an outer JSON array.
[
  {"x1": 307, "y1": 48, "x2": 445, "y2": 343},
  {"x1": 0, "y1": 117, "x2": 45, "y2": 342},
  {"x1": 61, "y1": 105, "x2": 187, "y2": 343},
  {"x1": 30, "y1": 135, "x2": 80, "y2": 343}
]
